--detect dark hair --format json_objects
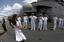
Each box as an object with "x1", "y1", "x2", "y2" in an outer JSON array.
[{"x1": 11, "y1": 14, "x2": 17, "y2": 25}]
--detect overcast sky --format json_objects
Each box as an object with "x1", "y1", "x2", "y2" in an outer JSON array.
[
  {"x1": 0, "y1": 0, "x2": 24, "y2": 6},
  {"x1": 0, "y1": 0, "x2": 37, "y2": 18},
  {"x1": 0, "y1": 0, "x2": 37, "y2": 7}
]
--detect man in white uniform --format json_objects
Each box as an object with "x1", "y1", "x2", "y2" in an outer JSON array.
[
  {"x1": 61, "y1": 19, "x2": 64, "y2": 29},
  {"x1": 38, "y1": 14, "x2": 44, "y2": 30},
  {"x1": 23, "y1": 14, "x2": 28, "y2": 29},
  {"x1": 43, "y1": 16, "x2": 48, "y2": 31},
  {"x1": 58, "y1": 18, "x2": 64, "y2": 29},
  {"x1": 53, "y1": 17, "x2": 58, "y2": 31},
  {"x1": 17, "y1": 16, "x2": 22, "y2": 28},
  {"x1": 58, "y1": 18, "x2": 63, "y2": 28},
  {"x1": 62, "y1": 19, "x2": 64, "y2": 29},
  {"x1": 29, "y1": 13, "x2": 37, "y2": 31}
]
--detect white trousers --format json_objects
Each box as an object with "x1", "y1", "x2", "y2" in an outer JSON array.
[
  {"x1": 43, "y1": 21, "x2": 47, "y2": 30},
  {"x1": 58, "y1": 21, "x2": 62, "y2": 28},
  {"x1": 38, "y1": 21, "x2": 43, "y2": 30},
  {"x1": 53, "y1": 21, "x2": 57, "y2": 31},
  {"x1": 23, "y1": 21, "x2": 28, "y2": 28},
  {"x1": 61, "y1": 21, "x2": 64, "y2": 29},
  {"x1": 31, "y1": 20, "x2": 36, "y2": 31},
  {"x1": 58, "y1": 20, "x2": 64, "y2": 29}
]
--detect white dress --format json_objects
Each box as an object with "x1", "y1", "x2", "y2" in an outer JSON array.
[{"x1": 14, "y1": 21, "x2": 26, "y2": 41}]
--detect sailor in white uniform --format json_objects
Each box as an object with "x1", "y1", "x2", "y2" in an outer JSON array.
[
  {"x1": 53, "y1": 17, "x2": 58, "y2": 31},
  {"x1": 43, "y1": 16, "x2": 48, "y2": 31},
  {"x1": 61, "y1": 19, "x2": 64, "y2": 29},
  {"x1": 17, "y1": 16, "x2": 22, "y2": 28},
  {"x1": 38, "y1": 14, "x2": 44, "y2": 30},
  {"x1": 23, "y1": 14, "x2": 28, "y2": 29},
  {"x1": 58, "y1": 18, "x2": 63, "y2": 28},
  {"x1": 59, "y1": 18, "x2": 64, "y2": 29},
  {"x1": 62, "y1": 19, "x2": 64, "y2": 29},
  {"x1": 29, "y1": 13, "x2": 37, "y2": 31}
]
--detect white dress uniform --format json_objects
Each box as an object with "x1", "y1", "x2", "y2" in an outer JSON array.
[
  {"x1": 58, "y1": 18, "x2": 63, "y2": 28},
  {"x1": 23, "y1": 16, "x2": 28, "y2": 29},
  {"x1": 30, "y1": 16, "x2": 37, "y2": 31},
  {"x1": 53, "y1": 17, "x2": 58, "y2": 31},
  {"x1": 61, "y1": 19, "x2": 64, "y2": 29},
  {"x1": 38, "y1": 17, "x2": 44, "y2": 30},
  {"x1": 62, "y1": 19, "x2": 64, "y2": 29},
  {"x1": 14, "y1": 20, "x2": 26, "y2": 42},
  {"x1": 43, "y1": 17, "x2": 48, "y2": 31},
  {"x1": 17, "y1": 17, "x2": 22, "y2": 26}
]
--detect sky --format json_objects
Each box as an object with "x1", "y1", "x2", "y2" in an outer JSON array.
[
  {"x1": 0, "y1": 0, "x2": 37, "y2": 7},
  {"x1": 0, "y1": 0, "x2": 25, "y2": 7},
  {"x1": 0, "y1": 0, "x2": 37, "y2": 20}
]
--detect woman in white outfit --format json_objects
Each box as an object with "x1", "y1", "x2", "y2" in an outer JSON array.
[{"x1": 11, "y1": 14, "x2": 26, "y2": 42}]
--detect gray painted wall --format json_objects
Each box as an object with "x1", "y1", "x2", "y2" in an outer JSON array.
[{"x1": 37, "y1": 0, "x2": 64, "y2": 18}]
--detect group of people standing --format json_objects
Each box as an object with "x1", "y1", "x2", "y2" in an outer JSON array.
[
  {"x1": 22, "y1": 14, "x2": 64, "y2": 31},
  {"x1": 9, "y1": 13, "x2": 64, "y2": 31},
  {"x1": 1, "y1": 13, "x2": 64, "y2": 42},
  {"x1": 9, "y1": 13, "x2": 64, "y2": 32},
  {"x1": 29, "y1": 13, "x2": 48, "y2": 31},
  {"x1": 7, "y1": 13, "x2": 48, "y2": 42},
  {"x1": 10, "y1": 13, "x2": 48, "y2": 31},
  {"x1": 53, "y1": 17, "x2": 64, "y2": 31}
]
